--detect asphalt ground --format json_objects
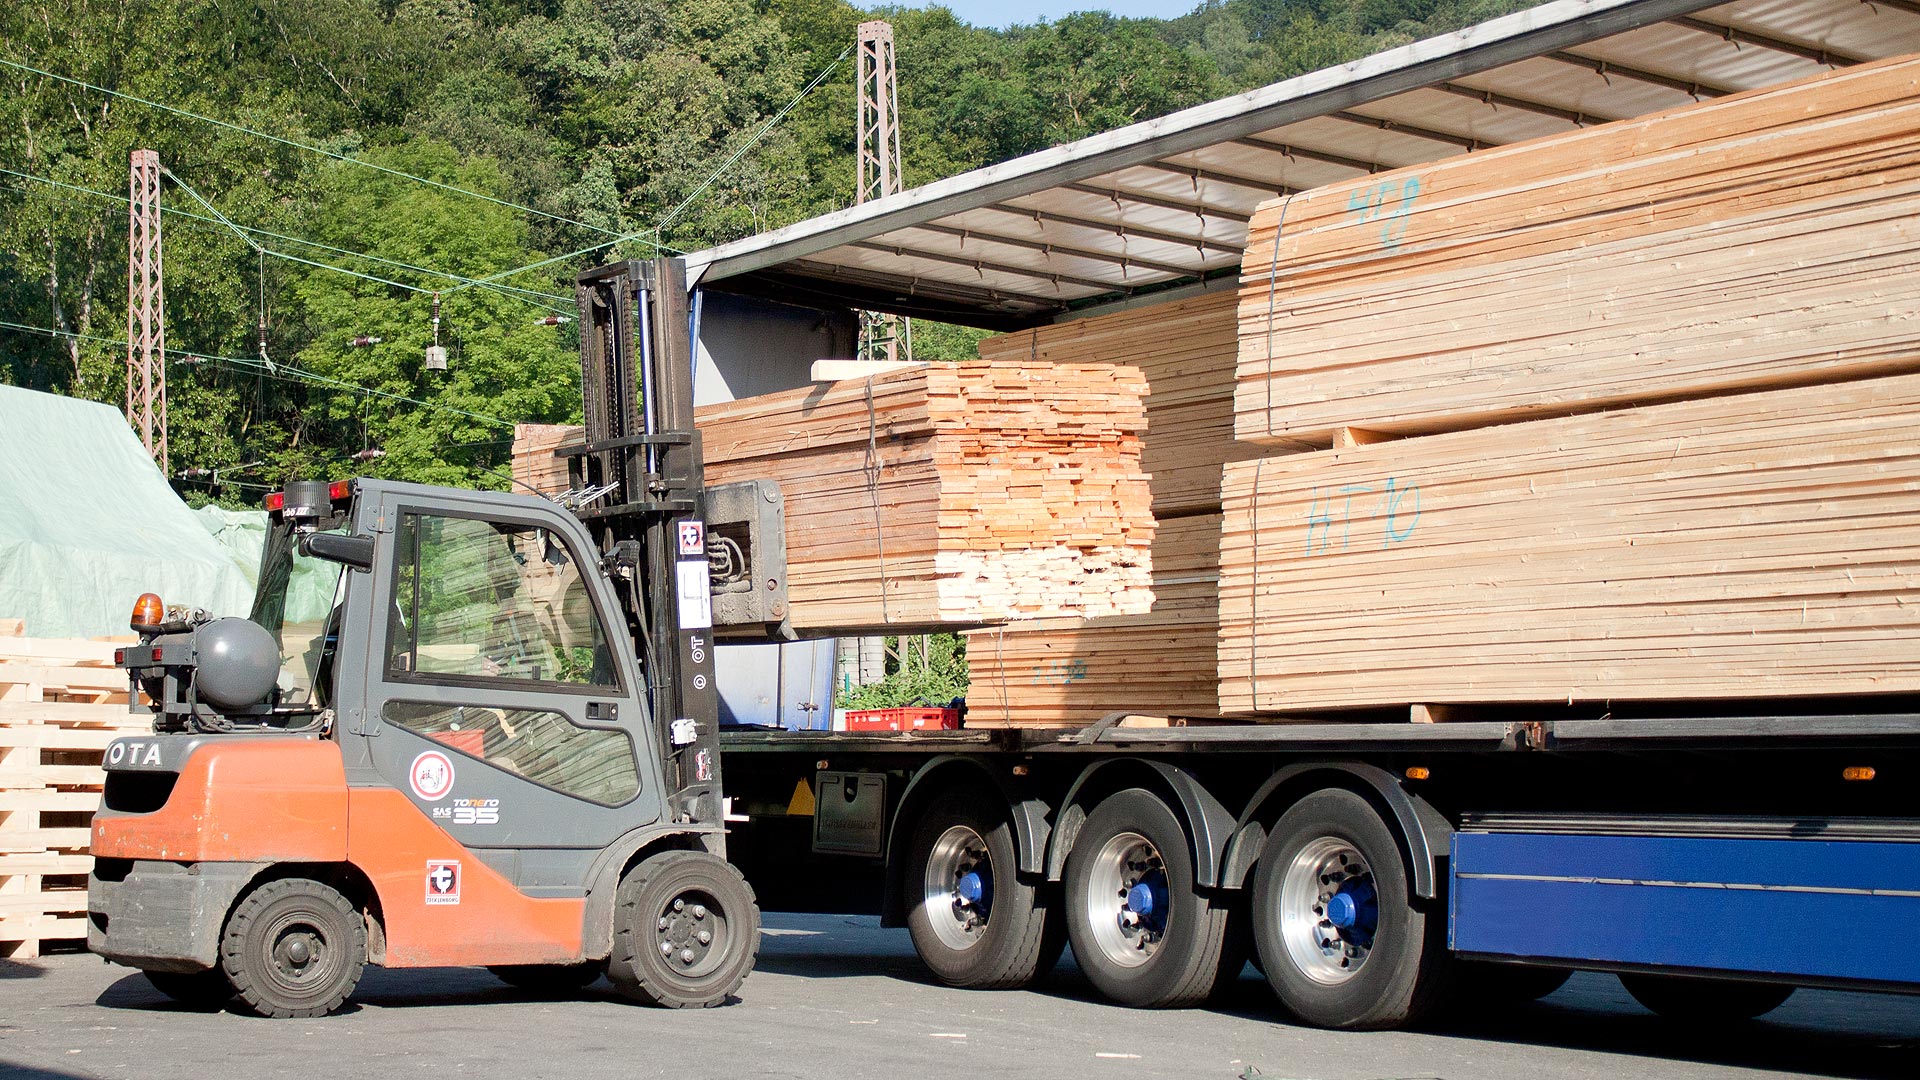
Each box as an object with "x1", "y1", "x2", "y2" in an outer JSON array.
[{"x1": 1, "y1": 913, "x2": 1916, "y2": 1080}]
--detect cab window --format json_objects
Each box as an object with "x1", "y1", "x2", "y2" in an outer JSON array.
[{"x1": 386, "y1": 512, "x2": 616, "y2": 687}]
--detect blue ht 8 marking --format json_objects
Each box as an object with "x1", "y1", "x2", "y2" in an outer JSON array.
[{"x1": 1450, "y1": 831, "x2": 1920, "y2": 985}]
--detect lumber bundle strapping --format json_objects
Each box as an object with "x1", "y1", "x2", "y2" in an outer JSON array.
[
  {"x1": 1235, "y1": 54, "x2": 1920, "y2": 446},
  {"x1": 0, "y1": 621, "x2": 145, "y2": 957},
  {"x1": 514, "y1": 361, "x2": 1156, "y2": 633},
  {"x1": 1216, "y1": 375, "x2": 1920, "y2": 715},
  {"x1": 964, "y1": 513, "x2": 1221, "y2": 728},
  {"x1": 981, "y1": 291, "x2": 1282, "y2": 517}
]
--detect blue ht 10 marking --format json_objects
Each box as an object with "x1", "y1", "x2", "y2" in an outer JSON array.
[
  {"x1": 1304, "y1": 477, "x2": 1420, "y2": 555},
  {"x1": 1346, "y1": 176, "x2": 1423, "y2": 249}
]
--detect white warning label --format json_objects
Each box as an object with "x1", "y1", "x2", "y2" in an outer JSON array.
[{"x1": 676, "y1": 560, "x2": 712, "y2": 631}]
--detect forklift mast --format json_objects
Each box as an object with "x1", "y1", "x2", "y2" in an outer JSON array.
[{"x1": 561, "y1": 259, "x2": 726, "y2": 830}]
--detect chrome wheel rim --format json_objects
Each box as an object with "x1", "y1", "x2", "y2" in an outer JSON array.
[
  {"x1": 921, "y1": 824, "x2": 991, "y2": 952},
  {"x1": 1082, "y1": 831, "x2": 1168, "y2": 969},
  {"x1": 1277, "y1": 836, "x2": 1375, "y2": 985}
]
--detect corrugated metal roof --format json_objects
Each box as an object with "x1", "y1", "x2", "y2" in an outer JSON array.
[{"x1": 685, "y1": 0, "x2": 1920, "y2": 329}]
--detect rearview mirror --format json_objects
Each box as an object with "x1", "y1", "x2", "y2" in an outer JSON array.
[{"x1": 301, "y1": 532, "x2": 375, "y2": 570}]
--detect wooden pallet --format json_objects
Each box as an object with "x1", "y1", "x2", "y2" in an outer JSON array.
[
  {"x1": 1234, "y1": 53, "x2": 1920, "y2": 446},
  {"x1": 0, "y1": 623, "x2": 145, "y2": 957}
]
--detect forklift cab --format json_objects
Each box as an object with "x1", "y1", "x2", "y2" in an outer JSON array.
[{"x1": 296, "y1": 479, "x2": 669, "y2": 861}]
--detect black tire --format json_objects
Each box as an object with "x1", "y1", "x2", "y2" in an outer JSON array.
[
  {"x1": 1252, "y1": 788, "x2": 1449, "y2": 1030},
  {"x1": 219, "y1": 877, "x2": 366, "y2": 1019},
  {"x1": 607, "y1": 850, "x2": 760, "y2": 1008},
  {"x1": 143, "y1": 968, "x2": 233, "y2": 1009},
  {"x1": 488, "y1": 961, "x2": 607, "y2": 995},
  {"x1": 905, "y1": 790, "x2": 1062, "y2": 990},
  {"x1": 1456, "y1": 962, "x2": 1571, "y2": 1003},
  {"x1": 1063, "y1": 788, "x2": 1235, "y2": 1008},
  {"x1": 1620, "y1": 973, "x2": 1795, "y2": 1021}
]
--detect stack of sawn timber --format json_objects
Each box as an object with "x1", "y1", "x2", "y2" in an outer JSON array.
[
  {"x1": 1220, "y1": 54, "x2": 1920, "y2": 716},
  {"x1": 0, "y1": 619, "x2": 146, "y2": 957},
  {"x1": 964, "y1": 293, "x2": 1266, "y2": 726},
  {"x1": 513, "y1": 360, "x2": 1156, "y2": 635}
]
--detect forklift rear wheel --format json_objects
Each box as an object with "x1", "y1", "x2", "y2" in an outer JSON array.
[
  {"x1": 144, "y1": 968, "x2": 234, "y2": 1009},
  {"x1": 219, "y1": 877, "x2": 367, "y2": 1019},
  {"x1": 1063, "y1": 788, "x2": 1236, "y2": 1008},
  {"x1": 488, "y1": 961, "x2": 606, "y2": 995},
  {"x1": 905, "y1": 789, "x2": 1064, "y2": 990},
  {"x1": 1620, "y1": 973, "x2": 1795, "y2": 1021},
  {"x1": 607, "y1": 850, "x2": 760, "y2": 1008}
]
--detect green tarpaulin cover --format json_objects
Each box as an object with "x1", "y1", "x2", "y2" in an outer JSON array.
[{"x1": 0, "y1": 384, "x2": 255, "y2": 637}]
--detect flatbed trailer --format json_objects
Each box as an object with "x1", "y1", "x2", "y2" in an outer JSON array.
[{"x1": 713, "y1": 709, "x2": 1920, "y2": 1025}]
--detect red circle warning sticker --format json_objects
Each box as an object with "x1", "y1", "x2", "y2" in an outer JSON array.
[{"x1": 409, "y1": 750, "x2": 455, "y2": 801}]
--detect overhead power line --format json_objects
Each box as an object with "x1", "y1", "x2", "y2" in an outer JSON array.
[
  {"x1": 449, "y1": 44, "x2": 855, "y2": 293},
  {"x1": 0, "y1": 55, "x2": 624, "y2": 240},
  {"x1": 0, "y1": 317, "x2": 513, "y2": 428},
  {"x1": 0, "y1": 165, "x2": 573, "y2": 310}
]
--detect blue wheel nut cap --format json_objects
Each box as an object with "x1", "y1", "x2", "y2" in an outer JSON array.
[
  {"x1": 956, "y1": 871, "x2": 984, "y2": 905},
  {"x1": 1326, "y1": 891, "x2": 1358, "y2": 928},
  {"x1": 1125, "y1": 881, "x2": 1156, "y2": 916}
]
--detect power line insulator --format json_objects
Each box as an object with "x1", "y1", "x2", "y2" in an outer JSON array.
[
  {"x1": 534, "y1": 315, "x2": 571, "y2": 326},
  {"x1": 350, "y1": 335, "x2": 383, "y2": 347}
]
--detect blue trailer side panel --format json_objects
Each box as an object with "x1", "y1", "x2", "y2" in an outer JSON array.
[{"x1": 1451, "y1": 831, "x2": 1920, "y2": 985}]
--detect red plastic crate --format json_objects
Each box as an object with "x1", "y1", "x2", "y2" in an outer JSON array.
[{"x1": 844, "y1": 707, "x2": 960, "y2": 732}]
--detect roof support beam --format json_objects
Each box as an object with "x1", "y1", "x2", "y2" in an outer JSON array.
[
  {"x1": 1670, "y1": 16, "x2": 1866, "y2": 66},
  {"x1": 1232, "y1": 136, "x2": 1388, "y2": 174},
  {"x1": 904, "y1": 222, "x2": 1201, "y2": 279},
  {"x1": 1329, "y1": 110, "x2": 1497, "y2": 152},
  {"x1": 1062, "y1": 182, "x2": 1253, "y2": 223},
  {"x1": 980, "y1": 203, "x2": 1243, "y2": 255},
  {"x1": 1545, "y1": 50, "x2": 1735, "y2": 98},
  {"x1": 1430, "y1": 79, "x2": 1623, "y2": 126},
  {"x1": 848, "y1": 240, "x2": 1121, "y2": 293},
  {"x1": 1140, "y1": 160, "x2": 1301, "y2": 195},
  {"x1": 717, "y1": 263, "x2": 1063, "y2": 331}
]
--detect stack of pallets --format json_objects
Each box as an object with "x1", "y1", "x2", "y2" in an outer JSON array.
[
  {"x1": 0, "y1": 620, "x2": 144, "y2": 957},
  {"x1": 1218, "y1": 54, "x2": 1920, "y2": 716}
]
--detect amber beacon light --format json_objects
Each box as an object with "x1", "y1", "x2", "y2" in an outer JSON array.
[{"x1": 130, "y1": 592, "x2": 165, "y2": 634}]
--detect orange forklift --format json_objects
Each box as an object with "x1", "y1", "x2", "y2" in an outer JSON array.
[{"x1": 87, "y1": 260, "x2": 788, "y2": 1017}]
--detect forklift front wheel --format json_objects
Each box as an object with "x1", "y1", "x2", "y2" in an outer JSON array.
[
  {"x1": 220, "y1": 877, "x2": 367, "y2": 1019},
  {"x1": 607, "y1": 850, "x2": 760, "y2": 1008}
]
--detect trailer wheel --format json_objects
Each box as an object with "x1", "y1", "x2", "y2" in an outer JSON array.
[
  {"x1": 607, "y1": 850, "x2": 760, "y2": 1008},
  {"x1": 1252, "y1": 789, "x2": 1448, "y2": 1030},
  {"x1": 1064, "y1": 788, "x2": 1235, "y2": 1008},
  {"x1": 488, "y1": 961, "x2": 606, "y2": 995},
  {"x1": 143, "y1": 968, "x2": 233, "y2": 1009},
  {"x1": 905, "y1": 790, "x2": 1062, "y2": 989},
  {"x1": 1619, "y1": 973, "x2": 1795, "y2": 1021},
  {"x1": 219, "y1": 877, "x2": 366, "y2": 1019}
]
